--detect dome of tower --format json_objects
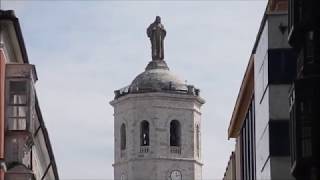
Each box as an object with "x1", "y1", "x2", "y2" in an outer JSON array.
[
  {"x1": 130, "y1": 66, "x2": 188, "y2": 93},
  {"x1": 113, "y1": 60, "x2": 201, "y2": 99}
]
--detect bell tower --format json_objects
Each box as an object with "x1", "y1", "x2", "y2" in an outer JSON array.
[{"x1": 110, "y1": 17, "x2": 205, "y2": 180}]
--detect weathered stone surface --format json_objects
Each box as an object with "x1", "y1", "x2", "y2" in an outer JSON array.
[
  {"x1": 130, "y1": 67, "x2": 187, "y2": 93},
  {"x1": 111, "y1": 17, "x2": 205, "y2": 180},
  {"x1": 111, "y1": 92, "x2": 204, "y2": 180}
]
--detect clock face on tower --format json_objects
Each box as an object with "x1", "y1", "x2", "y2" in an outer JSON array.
[{"x1": 170, "y1": 170, "x2": 182, "y2": 180}]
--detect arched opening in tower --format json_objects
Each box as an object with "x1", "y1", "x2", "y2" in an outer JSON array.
[
  {"x1": 140, "y1": 121, "x2": 150, "y2": 146},
  {"x1": 196, "y1": 124, "x2": 200, "y2": 157},
  {"x1": 170, "y1": 120, "x2": 181, "y2": 147},
  {"x1": 120, "y1": 123, "x2": 126, "y2": 150}
]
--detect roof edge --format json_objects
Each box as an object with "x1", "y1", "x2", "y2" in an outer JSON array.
[
  {"x1": 228, "y1": 55, "x2": 254, "y2": 138},
  {"x1": 0, "y1": 10, "x2": 29, "y2": 63},
  {"x1": 252, "y1": 0, "x2": 288, "y2": 54},
  {"x1": 110, "y1": 91, "x2": 205, "y2": 107},
  {"x1": 35, "y1": 96, "x2": 59, "y2": 179}
]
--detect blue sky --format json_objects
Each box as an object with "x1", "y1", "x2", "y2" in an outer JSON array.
[{"x1": 3, "y1": 1, "x2": 267, "y2": 179}]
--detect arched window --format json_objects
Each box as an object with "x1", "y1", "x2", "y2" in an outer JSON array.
[
  {"x1": 196, "y1": 124, "x2": 200, "y2": 157},
  {"x1": 170, "y1": 120, "x2": 181, "y2": 146},
  {"x1": 140, "y1": 121, "x2": 149, "y2": 146},
  {"x1": 120, "y1": 124, "x2": 126, "y2": 150}
]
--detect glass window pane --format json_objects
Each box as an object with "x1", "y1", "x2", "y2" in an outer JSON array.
[
  {"x1": 10, "y1": 81, "x2": 27, "y2": 93},
  {"x1": 8, "y1": 118, "x2": 27, "y2": 130},
  {"x1": 302, "y1": 139, "x2": 312, "y2": 157},
  {"x1": 302, "y1": 126, "x2": 312, "y2": 138},
  {"x1": 10, "y1": 94, "x2": 27, "y2": 105},
  {"x1": 8, "y1": 106, "x2": 27, "y2": 117}
]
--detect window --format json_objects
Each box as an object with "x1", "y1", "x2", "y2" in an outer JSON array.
[
  {"x1": 299, "y1": 100, "x2": 313, "y2": 158},
  {"x1": 196, "y1": 124, "x2": 200, "y2": 157},
  {"x1": 289, "y1": 78, "x2": 320, "y2": 173},
  {"x1": 240, "y1": 100, "x2": 256, "y2": 180},
  {"x1": 7, "y1": 81, "x2": 28, "y2": 130},
  {"x1": 120, "y1": 123, "x2": 126, "y2": 150},
  {"x1": 140, "y1": 120, "x2": 149, "y2": 146},
  {"x1": 301, "y1": 125, "x2": 312, "y2": 157},
  {"x1": 170, "y1": 120, "x2": 181, "y2": 147},
  {"x1": 268, "y1": 49, "x2": 297, "y2": 84},
  {"x1": 270, "y1": 121, "x2": 290, "y2": 156}
]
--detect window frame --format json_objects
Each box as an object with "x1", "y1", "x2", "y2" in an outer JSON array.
[{"x1": 170, "y1": 120, "x2": 181, "y2": 147}]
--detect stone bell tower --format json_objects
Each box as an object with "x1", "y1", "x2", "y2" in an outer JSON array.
[{"x1": 110, "y1": 16, "x2": 205, "y2": 180}]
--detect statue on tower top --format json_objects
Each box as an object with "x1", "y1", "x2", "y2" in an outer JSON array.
[{"x1": 147, "y1": 16, "x2": 166, "y2": 61}]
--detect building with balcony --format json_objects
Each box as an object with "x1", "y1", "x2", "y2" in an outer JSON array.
[
  {"x1": 224, "y1": 0, "x2": 297, "y2": 179},
  {"x1": 288, "y1": 0, "x2": 320, "y2": 179},
  {"x1": 0, "y1": 10, "x2": 59, "y2": 180},
  {"x1": 110, "y1": 17, "x2": 205, "y2": 180}
]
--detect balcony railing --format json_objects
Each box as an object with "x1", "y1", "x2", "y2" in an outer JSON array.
[
  {"x1": 114, "y1": 84, "x2": 200, "y2": 99},
  {"x1": 170, "y1": 146, "x2": 181, "y2": 154},
  {"x1": 140, "y1": 146, "x2": 149, "y2": 153}
]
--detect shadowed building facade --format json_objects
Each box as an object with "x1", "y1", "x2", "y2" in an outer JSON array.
[
  {"x1": 110, "y1": 17, "x2": 205, "y2": 180},
  {"x1": 0, "y1": 10, "x2": 59, "y2": 180},
  {"x1": 288, "y1": 0, "x2": 320, "y2": 179}
]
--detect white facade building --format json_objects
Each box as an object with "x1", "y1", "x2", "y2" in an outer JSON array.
[{"x1": 110, "y1": 17, "x2": 205, "y2": 180}]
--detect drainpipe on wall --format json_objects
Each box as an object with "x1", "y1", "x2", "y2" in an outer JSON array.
[{"x1": 0, "y1": 47, "x2": 6, "y2": 180}]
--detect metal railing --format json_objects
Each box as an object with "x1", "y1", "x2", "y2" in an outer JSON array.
[
  {"x1": 140, "y1": 146, "x2": 149, "y2": 153},
  {"x1": 170, "y1": 146, "x2": 181, "y2": 154},
  {"x1": 114, "y1": 84, "x2": 200, "y2": 99}
]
